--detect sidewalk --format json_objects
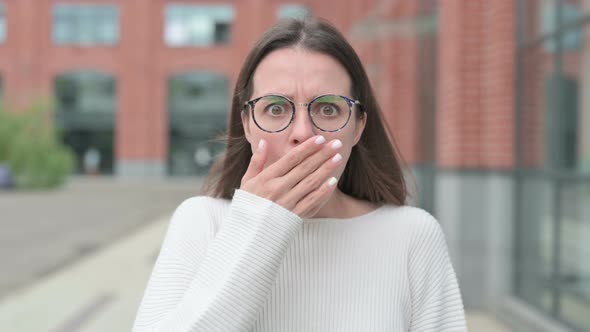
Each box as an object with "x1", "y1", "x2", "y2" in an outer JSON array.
[
  {"x1": 0, "y1": 176, "x2": 201, "y2": 302},
  {"x1": 0, "y1": 215, "x2": 513, "y2": 332},
  {"x1": 0, "y1": 215, "x2": 169, "y2": 332}
]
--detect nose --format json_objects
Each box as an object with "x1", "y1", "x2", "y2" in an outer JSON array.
[{"x1": 288, "y1": 108, "x2": 317, "y2": 146}]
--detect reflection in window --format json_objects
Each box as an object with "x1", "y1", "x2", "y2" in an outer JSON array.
[
  {"x1": 558, "y1": 182, "x2": 590, "y2": 330},
  {"x1": 541, "y1": 2, "x2": 581, "y2": 52},
  {"x1": 165, "y1": 4, "x2": 234, "y2": 47},
  {"x1": 517, "y1": 5, "x2": 590, "y2": 330},
  {"x1": 516, "y1": 177, "x2": 554, "y2": 313},
  {"x1": 53, "y1": 4, "x2": 119, "y2": 45},
  {"x1": 55, "y1": 71, "x2": 116, "y2": 113},
  {"x1": 0, "y1": 4, "x2": 6, "y2": 43},
  {"x1": 544, "y1": 73, "x2": 578, "y2": 170},
  {"x1": 277, "y1": 4, "x2": 311, "y2": 20}
]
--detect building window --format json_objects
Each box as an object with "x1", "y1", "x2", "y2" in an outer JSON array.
[
  {"x1": 54, "y1": 71, "x2": 116, "y2": 174},
  {"x1": 0, "y1": 4, "x2": 6, "y2": 44},
  {"x1": 167, "y1": 72, "x2": 228, "y2": 176},
  {"x1": 55, "y1": 71, "x2": 116, "y2": 114},
  {"x1": 515, "y1": 1, "x2": 590, "y2": 330},
  {"x1": 541, "y1": 2, "x2": 581, "y2": 53},
  {"x1": 52, "y1": 4, "x2": 119, "y2": 46},
  {"x1": 277, "y1": 4, "x2": 311, "y2": 20},
  {"x1": 168, "y1": 72, "x2": 228, "y2": 114},
  {"x1": 164, "y1": 4, "x2": 235, "y2": 47}
]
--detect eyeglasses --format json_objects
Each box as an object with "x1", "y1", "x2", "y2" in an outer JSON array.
[{"x1": 243, "y1": 94, "x2": 363, "y2": 133}]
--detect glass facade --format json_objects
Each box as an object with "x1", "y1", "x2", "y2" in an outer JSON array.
[
  {"x1": 414, "y1": 1, "x2": 438, "y2": 213},
  {"x1": 515, "y1": 1, "x2": 590, "y2": 330},
  {"x1": 55, "y1": 71, "x2": 116, "y2": 115},
  {"x1": 167, "y1": 72, "x2": 228, "y2": 176},
  {"x1": 164, "y1": 4, "x2": 234, "y2": 47},
  {"x1": 52, "y1": 4, "x2": 119, "y2": 46}
]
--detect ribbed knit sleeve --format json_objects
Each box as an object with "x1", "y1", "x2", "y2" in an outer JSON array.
[
  {"x1": 132, "y1": 189, "x2": 303, "y2": 332},
  {"x1": 408, "y1": 211, "x2": 467, "y2": 331}
]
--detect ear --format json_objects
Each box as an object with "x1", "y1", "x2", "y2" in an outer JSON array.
[
  {"x1": 241, "y1": 111, "x2": 252, "y2": 144},
  {"x1": 352, "y1": 112, "x2": 367, "y2": 146}
]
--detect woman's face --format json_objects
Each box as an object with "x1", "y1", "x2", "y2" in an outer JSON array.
[{"x1": 242, "y1": 47, "x2": 366, "y2": 177}]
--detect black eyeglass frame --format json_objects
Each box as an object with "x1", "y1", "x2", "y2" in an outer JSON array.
[{"x1": 243, "y1": 94, "x2": 363, "y2": 133}]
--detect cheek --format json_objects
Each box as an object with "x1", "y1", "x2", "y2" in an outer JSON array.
[
  {"x1": 249, "y1": 129, "x2": 280, "y2": 160},
  {"x1": 335, "y1": 147, "x2": 353, "y2": 175}
]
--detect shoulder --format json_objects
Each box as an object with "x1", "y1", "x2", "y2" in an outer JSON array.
[
  {"x1": 379, "y1": 205, "x2": 439, "y2": 227},
  {"x1": 173, "y1": 195, "x2": 231, "y2": 215},
  {"x1": 378, "y1": 205, "x2": 445, "y2": 242},
  {"x1": 387, "y1": 206, "x2": 451, "y2": 261},
  {"x1": 167, "y1": 195, "x2": 231, "y2": 235}
]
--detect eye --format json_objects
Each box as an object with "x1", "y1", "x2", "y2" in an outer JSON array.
[
  {"x1": 319, "y1": 104, "x2": 339, "y2": 117},
  {"x1": 266, "y1": 104, "x2": 287, "y2": 116}
]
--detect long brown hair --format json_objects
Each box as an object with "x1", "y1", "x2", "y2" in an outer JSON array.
[{"x1": 203, "y1": 17, "x2": 408, "y2": 206}]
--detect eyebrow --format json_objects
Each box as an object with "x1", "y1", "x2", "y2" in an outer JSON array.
[{"x1": 258, "y1": 92, "x2": 335, "y2": 100}]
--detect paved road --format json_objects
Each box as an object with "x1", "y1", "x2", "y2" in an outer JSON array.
[{"x1": 0, "y1": 176, "x2": 203, "y2": 302}]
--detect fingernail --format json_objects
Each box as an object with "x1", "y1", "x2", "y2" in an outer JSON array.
[
  {"x1": 332, "y1": 153, "x2": 342, "y2": 163},
  {"x1": 328, "y1": 177, "x2": 338, "y2": 187},
  {"x1": 315, "y1": 136, "x2": 326, "y2": 144},
  {"x1": 258, "y1": 139, "x2": 266, "y2": 151},
  {"x1": 331, "y1": 140, "x2": 342, "y2": 149}
]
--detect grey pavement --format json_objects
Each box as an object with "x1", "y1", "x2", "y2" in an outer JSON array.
[
  {"x1": 0, "y1": 176, "x2": 203, "y2": 302},
  {"x1": 0, "y1": 176, "x2": 511, "y2": 331}
]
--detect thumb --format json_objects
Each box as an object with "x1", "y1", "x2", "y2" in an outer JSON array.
[{"x1": 241, "y1": 139, "x2": 268, "y2": 184}]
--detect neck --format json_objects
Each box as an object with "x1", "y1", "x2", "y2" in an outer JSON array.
[{"x1": 311, "y1": 188, "x2": 350, "y2": 219}]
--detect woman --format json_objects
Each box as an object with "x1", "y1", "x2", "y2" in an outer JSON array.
[{"x1": 132, "y1": 17, "x2": 466, "y2": 331}]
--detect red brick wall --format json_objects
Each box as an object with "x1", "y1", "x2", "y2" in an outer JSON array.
[
  {"x1": 0, "y1": 0, "x2": 355, "y2": 167},
  {"x1": 0, "y1": 0, "x2": 519, "y2": 172},
  {"x1": 438, "y1": 1, "x2": 515, "y2": 169},
  {"x1": 349, "y1": 0, "x2": 421, "y2": 165},
  {"x1": 481, "y1": 1, "x2": 516, "y2": 169},
  {"x1": 350, "y1": 0, "x2": 517, "y2": 170}
]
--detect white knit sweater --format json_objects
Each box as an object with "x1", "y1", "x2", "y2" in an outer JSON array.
[{"x1": 132, "y1": 189, "x2": 467, "y2": 331}]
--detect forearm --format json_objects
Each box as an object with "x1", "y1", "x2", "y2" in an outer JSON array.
[{"x1": 134, "y1": 190, "x2": 302, "y2": 332}]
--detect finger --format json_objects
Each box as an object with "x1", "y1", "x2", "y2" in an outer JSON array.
[
  {"x1": 261, "y1": 135, "x2": 326, "y2": 180},
  {"x1": 279, "y1": 139, "x2": 343, "y2": 191},
  {"x1": 292, "y1": 176, "x2": 339, "y2": 218},
  {"x1": 242, "y1": 139, "x2": 268, "y2": 184},
  {"x1": 276, "y1": 147, "x2": 343, "y2": 209}
]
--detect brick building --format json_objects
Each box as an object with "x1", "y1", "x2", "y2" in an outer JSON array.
[{"x1": 1, "y1": 0, "x2": 589, "y2": 331}]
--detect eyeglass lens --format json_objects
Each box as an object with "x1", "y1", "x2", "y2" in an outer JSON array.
[{"x1": 252, "y1": 95, "x2": 351, "y2": 132}]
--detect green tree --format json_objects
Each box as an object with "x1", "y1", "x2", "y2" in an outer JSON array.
[{"x1": 0, "y1": 99, "x2": 74, "y2": 189}]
